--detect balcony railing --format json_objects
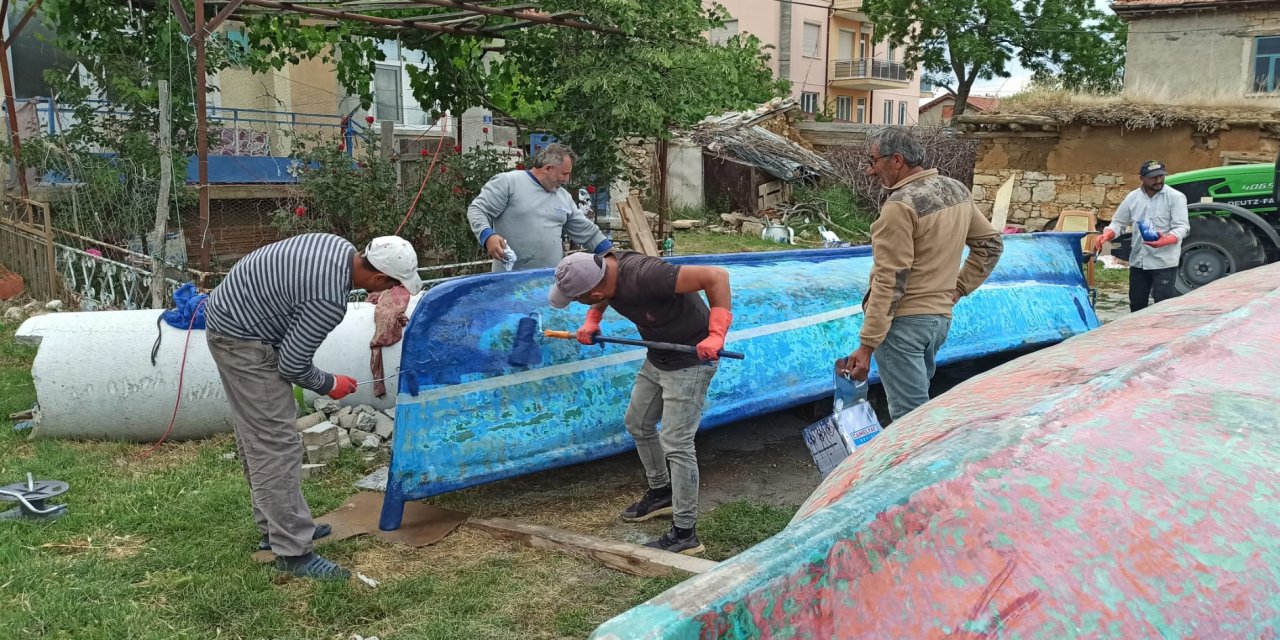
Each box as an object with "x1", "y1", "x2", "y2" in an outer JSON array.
[
  {"x1": 831, "y1": 58, "x2": 909, "y2": 83},
  {"x1": 832, "y1": 0, "x2": 864, "y2": 11}
]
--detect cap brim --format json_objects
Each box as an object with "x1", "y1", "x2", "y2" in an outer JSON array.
[
  {"x1": 400, "y1": 273, "x2": 423, "y2": 295},
  {"x1": 1147, "y1": 169, "x2": 1168, "y2": 177},
  {"x1": 548, "y1": 285, "x2": 572, "y2": 309}
]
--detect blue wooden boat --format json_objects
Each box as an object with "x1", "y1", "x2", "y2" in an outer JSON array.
[
  {"x1": 589, "y1": 262, "x2": 1280, "y2": 640},
  {"x1": 379, "y1": 233, "x2": 1099, "y2": 530}
]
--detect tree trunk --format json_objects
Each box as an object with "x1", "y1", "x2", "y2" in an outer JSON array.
[{"x1": 151, "y1": 80, "x2": 173, "y2": 309}]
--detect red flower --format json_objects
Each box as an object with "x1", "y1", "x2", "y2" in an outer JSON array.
[
  {"x1": 365, "y1": 115, "x2": 375, "y2": 124},
  {"x1": 440, "y1": 166, "x2": 447, "y2": 173},
  {"x1": 482, "y1": 127, "x2": 489, "y2": 134},
  {"x1": 453, "y1": 145, "x2": 462, "y2": 153},
  {"x1": 515, "y1": 163, "x2": 525, "y2": 170},
  {"x1": 420, "y1": 149, "x2": 429, "y2": 156},
  {"x1": 507, "y1": 140, "x2": 513, "y2": 147},
  {"x1": 452, "y1": 186, "x2": 462, "y2": 194},
  {"x1": 294, "y1": 206, "x2": 306, "y2": 217},
  {"x1": 587, "y1": 185, "x2": 596, "y2": 194},
  {"x1": 337, "y1": 143, "x2": 345, "y2": 152}
]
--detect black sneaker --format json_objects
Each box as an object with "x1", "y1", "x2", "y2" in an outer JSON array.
[
  {"x1": 644, "y1": 526, "x2": 705, "y2": 556},
  {"x1": 273, "y1": 552, "x2": 351, "y2": 580},
  {"x1": 258, "y1": 523, "x2": 332, "y2": 552},
  {"x1": 620, "y1": 487, "x2": 673, "y2": 522}
]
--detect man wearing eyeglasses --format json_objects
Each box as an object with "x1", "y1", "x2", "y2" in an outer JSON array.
[{"x1": 836, "y1": 128, "x2": 1003, "y2": 421}]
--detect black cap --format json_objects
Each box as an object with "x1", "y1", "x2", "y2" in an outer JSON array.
[{"x1": 1140, "y1": 160, "x2": 1167, "y2": 178}]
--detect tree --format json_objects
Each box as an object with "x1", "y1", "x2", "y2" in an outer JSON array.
[
  {"x1": 247, "y1": 0, "x2": 787, "y2": 187},
  {"x1": 862, "y1": 0, "x2": 1126, "y2": 118}
]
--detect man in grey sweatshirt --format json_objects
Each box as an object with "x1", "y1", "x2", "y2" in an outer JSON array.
[{"x1": 467, "y1": 143, "x2": 612, "y2": 272}]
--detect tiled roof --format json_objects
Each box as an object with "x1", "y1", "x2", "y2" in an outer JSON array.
[
  {"x1": 920, "y1": 93, "x2": 999, "y2": 113},
  {"x1": 1112, "y1": 0, "x2": 1280, "y2": 12}
]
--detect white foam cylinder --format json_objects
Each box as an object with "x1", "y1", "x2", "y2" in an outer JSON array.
[{"x1": 15, "y1": 295, "x2": 421, "y2": 441}]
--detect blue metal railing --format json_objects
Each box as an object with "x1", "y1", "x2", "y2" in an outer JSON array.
[{"x1": 14, "y1": 96, "x2": 363, "y2": 157}]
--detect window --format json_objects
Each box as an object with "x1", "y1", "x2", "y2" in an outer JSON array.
[
  {"x1": 920, "y1": 79, "x2": 935, "y2": 93},
  {"x1": 836, "y1": 96, "x2": 852, "y2": 121},
  {"x1": 883, "y1": 100, "x2": 892, "y2": 124},
  {"x1": 856, "y1": 97, "x2": 866, "y2": 123},
  {"x1": 801, "y1": 91, "x2": 820, "y2": 114},
  {"x1": 374, "y1": 64, "x2": 403, "y2": 123},
  {"x1": 899, "y1": 101, "x2": 908, "y2": 125},
  {"x1": 803, "y1": 22, "x2": 822, "y2": 57},
  {"x1": 1254, "y1": 36, "x2": 1280, "y2": 92},
  {"x1": 710, "y1": 19, "x2": 739, "y2": 45}
]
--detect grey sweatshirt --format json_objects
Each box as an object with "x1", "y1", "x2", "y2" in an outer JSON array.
[{"x1": 467, "y1": 170, "x2": 610, "y2": 271}]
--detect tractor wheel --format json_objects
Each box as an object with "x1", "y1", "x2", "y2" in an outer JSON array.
[{"x1": 1176, "y1": 215, "x2": 1267, "y2": 293}]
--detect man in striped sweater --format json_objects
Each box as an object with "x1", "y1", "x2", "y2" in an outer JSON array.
[{"x1": 206, "y1": 233, "x2": 422, "y2": 580}]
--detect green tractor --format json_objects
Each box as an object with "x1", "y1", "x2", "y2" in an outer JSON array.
[{"x1": 1111, "y1": 158, "x2": 1280, "y2": 292}]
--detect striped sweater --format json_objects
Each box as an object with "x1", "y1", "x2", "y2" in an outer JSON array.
[{"x1": 206, "y1": 233, "x2": 355, "y2": 393}]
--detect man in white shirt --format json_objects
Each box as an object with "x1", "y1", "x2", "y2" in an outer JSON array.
[{"x1": 1095, "y1": 160, "x2": 1190, "y2": 312}]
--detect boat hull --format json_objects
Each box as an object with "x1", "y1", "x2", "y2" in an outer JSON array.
[
  {"x1": 591, "y1": 262, "x2": 1280, "y2": 639},
  {"x1": 381, "y1": 233, "x2": 1099, "y2": 529}
]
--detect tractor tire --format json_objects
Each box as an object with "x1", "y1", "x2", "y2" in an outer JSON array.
[{"x1": 1176, "y1": 215, "x2": 1267, "y2": 293}]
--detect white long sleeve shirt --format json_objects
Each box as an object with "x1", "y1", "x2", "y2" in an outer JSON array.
[{"x1": 1107, "y1": 186, "x2": 1190, "y2": 270}]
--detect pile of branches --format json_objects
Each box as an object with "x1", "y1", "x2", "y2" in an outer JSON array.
[{"x1": 825, "y1": 126, "x2": 978, "y2": 214}]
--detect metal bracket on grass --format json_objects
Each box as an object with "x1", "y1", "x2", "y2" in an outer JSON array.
[{"x1": 0, "y1": 473, "x2": 69, "y2": 521}]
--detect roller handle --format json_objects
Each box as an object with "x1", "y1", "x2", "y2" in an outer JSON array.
[{"x1": 544, "y1": 330, "x2": 745, "y2": 360}]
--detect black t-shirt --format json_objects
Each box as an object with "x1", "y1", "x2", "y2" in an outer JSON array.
[{"x1": 607, "y1": 251, "x2": 710, "y2": 371}]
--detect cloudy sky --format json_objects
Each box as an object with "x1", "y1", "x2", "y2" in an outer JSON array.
[{"x1": 965, "y1": 0, "x2": 1117, "y2": 97}]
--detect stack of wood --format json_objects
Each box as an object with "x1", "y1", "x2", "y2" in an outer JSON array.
[{"x1": 614, "y1": 196, "x2": 661, "y2": 256}]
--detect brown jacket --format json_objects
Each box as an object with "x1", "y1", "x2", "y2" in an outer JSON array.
[{"x1": 861, "y1": 169, "x2": 1003, "y2": 349}]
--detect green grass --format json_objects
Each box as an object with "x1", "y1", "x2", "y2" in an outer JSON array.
[
  {"x1": 672, "y1": 230, "x2": 797, "y2": 255},
  {"x1": 0, "y1": 318, "x2": 795, "y2": 639}
]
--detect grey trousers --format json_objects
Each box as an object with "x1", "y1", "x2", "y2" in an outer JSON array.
[
  {"x1": 206, "y1": 330, "x2": 316, "y2": 557},
  {"x1": 623, "y1": 359, "x2": 718, "y2": 529},
  {"x1": 873, "y1": 314, "x2": 952, "y2": 421}
]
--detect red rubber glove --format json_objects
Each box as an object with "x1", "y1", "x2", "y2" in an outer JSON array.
[
  {"x1": 696, "y1": 307, "x2": 733, "y2": 361},
  {"x1": 576, "y1": 308, "x2": 604, "y2": 345},
  {"x1": 1093, "y1": 228, "x2": 1116, "y2": 254},
  {"x1": 1145, "y1": 232, "x2": 1179, "y2": 248},
  {"x1": 328, "y1": 375, "x2": 358, "y2": 400}
]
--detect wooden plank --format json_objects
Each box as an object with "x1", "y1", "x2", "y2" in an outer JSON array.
[
  {"x1": 466, "y1": 517, "x2": 719, "y2": 578},
  {"x1": 8, "y1": 409, "x2": 33, "y2": 420},
  {"x1": 617, "y1": 197, "x2": 660, "y2": 256}
]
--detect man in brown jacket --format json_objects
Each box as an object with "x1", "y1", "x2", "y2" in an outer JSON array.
[{"x1": 838, "y1": 128, "x2": 1004, "y2": 420}]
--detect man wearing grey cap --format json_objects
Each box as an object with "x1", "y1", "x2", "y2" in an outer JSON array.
[
  {"x1": 549, "y1": 250, "x2": 732, "y2": 556},
  {"x1": 1095, "y1": 160, "x2": 1189, "y2": 312}
]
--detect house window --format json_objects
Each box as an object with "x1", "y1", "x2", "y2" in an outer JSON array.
[
  {"x1": 836, "y1": 96, "x2": 852, "y2": 121},
  {"x1": 374, "y1": 64, "x2": 403, "y2": 123},
  {"x1": 1254, "y1": 36, "x2": 1280, "y2": 92},
  {"x1": 883, "y1": 100, "x2": 892, "y2": 124},
  {"x1": 801, "y1": 91, "x2": 820, "y2": 114},
  {"x1": 710, "y1": 19, "x2": 739, "y2": 45},
  {"x1": 899, "y1": 101, "x2": 907, "y2": 124},
  {"x1": 803, "y1": 22, "x2": 821, "y2": 57},
  {"x1": 856, "y1": 97, "x2": 866, "y2": 123}
]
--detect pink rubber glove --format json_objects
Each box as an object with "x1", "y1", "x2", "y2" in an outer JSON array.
[
  {"x1": 328, "y1": 375, "x2": 358, "y2": 400},
  {"x1": 696, "y1": 308, "x2": 733, "y2": 361},
  {"x1": 576, "y1": 308, "x2": 604, "y2": 345},
  {"x1": 1145, "y1": 232, "x2": 1178, "y2": 248},
  {"x1": 1094, "y1": 228, "x2": 1116, "y2": 253}
]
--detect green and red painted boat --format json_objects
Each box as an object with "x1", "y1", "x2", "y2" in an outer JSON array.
[{"x1": 592, "y1": 262, "x2": 1280, "y2": 639}]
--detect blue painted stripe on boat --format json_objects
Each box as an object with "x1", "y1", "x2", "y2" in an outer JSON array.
[{"x1": 400, "y1": 303, "x2": 868, "y2": 404}]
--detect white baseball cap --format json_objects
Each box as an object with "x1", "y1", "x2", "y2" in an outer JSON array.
[{"x1": 364, "y1": 236, "x2": 423, "y2": 295}]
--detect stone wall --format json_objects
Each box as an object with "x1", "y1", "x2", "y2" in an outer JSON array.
[
  {"x1": 967, "y1": 122, "x2": 1280, "y2": 229},
  {"x1": 971, "y1": 170, "x2": 1130, "y2": 231}
]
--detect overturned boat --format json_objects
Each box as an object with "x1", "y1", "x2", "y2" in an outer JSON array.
[
  {"x1": 590, "y1": 262, "x2": 1280, "y2": 639},
  {"x1": 379, "y1": 233, "x2": 1098, "y2": 529}
]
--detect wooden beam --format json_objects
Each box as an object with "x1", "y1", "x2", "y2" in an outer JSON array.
[
  {"x1": 6, "y1": 0, "x2": 44, "y2": 48},
  {"x1": 954, "y1": 114, "x2": 1058, "y2": 126},
  {"x1": 466, "y1": 517, "x2": 718, "y2": 578},
  {"x1": 959, "y1": 131, "x2": 1059, "y2": 139},
  {"x1": 237, "y1": 0, "x2": 497, "y2": 36},
  {"x1": 205, "y1": 0, "x2": 246, "y2": 33},
  {"x1": 169, "y1": 0, "x2": 195, "y2": 35},
  {"x1": 393, "y1": 0, "x2": 623, "y2": 35}
]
